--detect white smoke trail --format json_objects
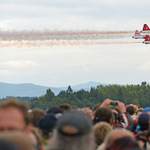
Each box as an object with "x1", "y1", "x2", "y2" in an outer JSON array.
[
  {"x1": 0, "y1": 29, "x2": 134, "y2": 41},
  {"x1": 0, "y1": 40, "x2": 140, "y2": 48}
]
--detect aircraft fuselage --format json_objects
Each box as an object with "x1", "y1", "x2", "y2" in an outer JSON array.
[
  {"x1": 140, "y1": 31, "x2": 150, "y2": 33},
  {"x1": 132, "y1": 36, "x2": 145, "y2": 39}
]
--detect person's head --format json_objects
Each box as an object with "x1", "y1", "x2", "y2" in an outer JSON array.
[
  {"x1": 136, "y1": 108, "x2": 143, "y2": 116},
  {"x1": 92, "y1": 104, "x2": 100, "y2": 112},
  {"x1": 93, "y1": 107, "x2": 114, "y2": 126},
  {"x1": 29, "y1": 108, "x2": 45, "y2": 127},
  {"x1": 138, "y1": 113, "x2": 149, "y2": 131},
  {"x1": 93, "y1": 122, "x2": 112, "y2": 147},
  {"x1": 38, "y1": 113, "x2": 58, "y2": 139},
  {"x1": 71, "y1": 105, "x2": 78, "y2": 110},
  {"x1": 142, "y1": 107, "x2": 150, "y2": 114},
  {"x1": 105, "y1": 137, "x2": 141, "y2": 150},
  {"x1": 126, "y1": 106, "x2": 135, "y2": 115},
  {"x1": 48, "y1": 110, "x2": 94, "y2": 150},
  {"x1": 0, "y1": 131, "x2": 35, "y2": 150},
  {"x1": 104, "y1": 129, "x2": 135, "y2": 147},
  {"x1": 59, "y1": 104, "x2": 71, "y2": 111},
  {"x1": 47, "y1": 107, "x2": 63, "y2": 114},
  {"x1": 0, "y1": 98, "x2": 32, "y2": 135}
]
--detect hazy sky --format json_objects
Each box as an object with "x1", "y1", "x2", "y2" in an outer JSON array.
[{"x1": 1, "y1": 0, "x2": 150, "y2": 87}]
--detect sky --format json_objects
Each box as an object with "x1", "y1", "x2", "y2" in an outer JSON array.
[{"x1": 1, "y1": 0, "x2": 150, "y2": 87}]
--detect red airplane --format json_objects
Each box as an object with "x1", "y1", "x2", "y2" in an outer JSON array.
[
  {"x1": 132, "y1": 30, "x2": 145, "y2": 39},
  {"x1": 142, "y1": 35, "x2": 150, "y2": 44},
  {"x1": 140, "y1": 24, "x2": 150, "y2": 33}
]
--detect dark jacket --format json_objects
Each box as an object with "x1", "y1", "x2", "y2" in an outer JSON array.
[{"x1": 122, "y1": 112, "x2": 136, "y2": 132}]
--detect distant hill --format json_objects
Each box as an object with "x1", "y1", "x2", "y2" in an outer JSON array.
[
  {"x1": 60, "y1": 81, "x2": 108, "y2": 91},
  {"x1": 0, "y1": 81, "x2": 107, "y2": 99}
]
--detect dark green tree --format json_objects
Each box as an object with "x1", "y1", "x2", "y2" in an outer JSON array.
[{"x1": 45, "y1": 89, "x2": 55, "y2": 101}]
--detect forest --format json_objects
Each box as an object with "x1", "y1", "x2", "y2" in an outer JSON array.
[
  {"x1": 1, "y1": 82, "x2": 150, "y2": 110},
  {"x1": 23, "y1": 81, "x2": 150, "y2": 110}
]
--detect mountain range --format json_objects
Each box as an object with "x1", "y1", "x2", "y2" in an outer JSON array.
[{"x1": 0, "y1": 81, "x2": 107, "y2": 99}]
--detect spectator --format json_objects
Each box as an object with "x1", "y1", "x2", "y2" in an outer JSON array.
[
  {"x1": 116, "y1": 100, "x2": 135, "y2": 131},
  {"x1": 134, "y1": 108, "x2": 143, "y2": 127},
  {"x1": 71, "y1": 105, "x2": 78, "y2": 110},
  {"x1": 92, "y1": 104, "x2": 100, "y2": 112},
  {"x1": 59, "y1": 103, "x2": 71, "y2": 111},
  {"x1": 134, "y1": 113, "x2": 149, "y2": 136},
  {"x1": 0, "y1": 98, "x2": 38, "y2": 147},
  {"x1": 30, "y1": 108, "x2": 45, "y2": 127},
  {"x1": 136, "y1": 108, "x2": 143, "y2": 116},
  {"x1": 93, "y1": 122, "x2": 112, "y2": 148},
  {"x1": 136, "y1": 132, "x2": 147, "y2": 149},
  {"x1": 114, "y1": 108, "x2": 121, "y2": 115},
  {"x1": 93, "y1": 107, "x2": 115, "y2": 126},
  {"x1": 0, "y1": 131, "x2": 35, "y2": 150},
  {"x1": 47, "y1": 107, "x2": 63, "y2": 114},
  {"x1": 94, "y1": 99, "x2": 135, "y2": 131},
  {"x1": 106, "y1": 137, "x2": 141, "y2": 150},
  {"x1": 142, "y1": 107, "x2": 150, "y2": 114},
  {"x1": 104, "y1": 129, "x2": 135, "y2": 148},
  {"x1": 126, "y1": 105, "x2": 136, "y2": 115},
  {"x1": 113, "y1": 112, "x2": 124, "y2": 128},
  {"x1": 47, "y1": 110, "x2": 94, "y2": 150},
  {"x1": 38, "y1": 113, "x2": 58, "y2": 140}
]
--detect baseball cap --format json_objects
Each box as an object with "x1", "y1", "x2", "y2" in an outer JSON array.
[
  {"x1": 143, "y1": 107, "x2": 150, "y2": 113},
  {"x1": 138, "y1": 113, "x2": 149, "y2": 125},
  {"x1": 38, "y1": 113, "x2": 57, "y2": 133},
  {"x1": 56, "y1": 110, "x2": 92, "y2": 136}
]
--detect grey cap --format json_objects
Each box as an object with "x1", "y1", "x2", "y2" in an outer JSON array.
[{"x1": 56, "y1": 110, "x2": 92, "y2": 136}]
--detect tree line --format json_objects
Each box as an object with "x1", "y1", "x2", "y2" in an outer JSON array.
[{"x1": 26, "y1": 81, "x2": 150, "y2": 110}]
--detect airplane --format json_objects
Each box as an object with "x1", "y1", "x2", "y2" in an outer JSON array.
[
  {"x1": 142, "y1": 35, "x2": 150, "y2": 44},
  {"x1": 140, "y1": 24, "x2": 150, "y2": 33},
  {"x1": 132, "y1": 30, "x2": 145, "y2": 39}
]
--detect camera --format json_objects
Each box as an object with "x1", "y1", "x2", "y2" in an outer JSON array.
[{"x1": 110, "y1": 101, "x2": 118, "y2": 106}]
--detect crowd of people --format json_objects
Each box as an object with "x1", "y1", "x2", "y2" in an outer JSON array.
[{"x1": 0, "y1": 98, "x2": 150, "y2": 150}]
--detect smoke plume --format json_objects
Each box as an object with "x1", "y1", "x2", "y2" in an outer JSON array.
[
  {"x1": 0, "y1": 40, "x2": 140, "y2": 48},
  {"x1": 0, "y1": 29, "x2": 134, "y2": 41}
]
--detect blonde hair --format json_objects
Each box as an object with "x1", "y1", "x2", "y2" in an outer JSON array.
[{"x1": 93, "y1": 122, "x2": 112, "y2": 147}]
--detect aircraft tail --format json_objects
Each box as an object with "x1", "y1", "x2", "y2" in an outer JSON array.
[
  {"x1": 144, "y1": 35, "x2": 150, "y2": 41},
  {"x1": 135, "y1": 30, "x2": 141, "y2": 35},
  {"x1": 142, "y1": 24, "x2": 150, "y2": 31}
]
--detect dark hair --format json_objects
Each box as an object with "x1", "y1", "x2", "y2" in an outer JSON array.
[
  {"x1": 59, "y1": 104, "x2": 71, "y2": 111},
  {"x1": 92, "y1": 104, "x2": 100, "y2": 112},
  {"x1": 126, "y1": 106, "x2": 135, "y2": 115},
  {"x1": 94, "y1": 107, "x2": 114, "y2": 124},
  {"x1": 114, "y1": 108, "x2": 121, "y2": 115},
  {"x1": 106, "y1": 137, "x2": 141, "y2": 150},
  {"x1": 47, "y1": 107, "x2": 63, "y2": 114}
]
